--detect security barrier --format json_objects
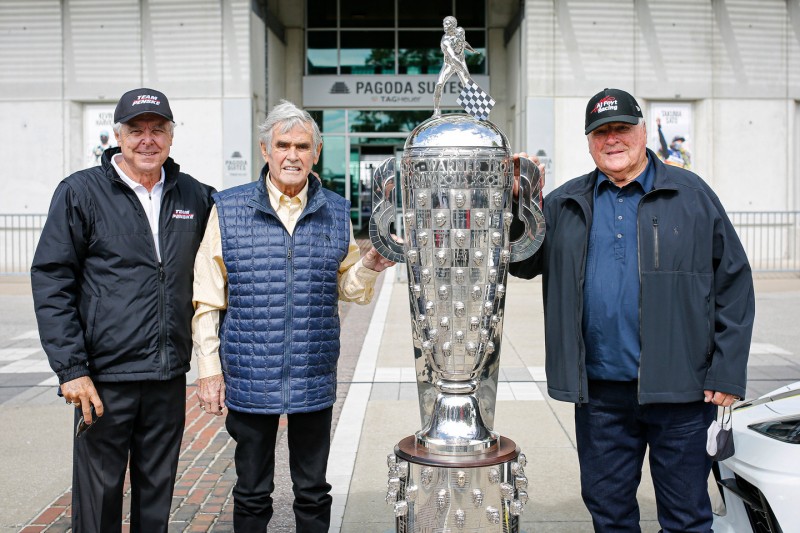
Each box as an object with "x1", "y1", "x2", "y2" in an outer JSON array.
[
  {"x1": 728, "y1": 211, "x2": 800, "y2": 273},
  {"x1": 1, "y1": 212, "x2": 799, "y2": 275},
  {"x1": 0, "y1": 214, "x2": 47, "y2": 275}
]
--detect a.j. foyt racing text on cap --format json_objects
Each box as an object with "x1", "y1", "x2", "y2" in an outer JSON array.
[
  {"x1": 114, "y1": 88, "x2": 174, "y2": 124},
  {"x1": 584, "y1": 88, "x2": 643, "y2": 135}
]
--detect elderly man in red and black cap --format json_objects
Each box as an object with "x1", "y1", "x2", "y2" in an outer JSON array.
[
  {"x1": 31, "y1": 88, "x2": 215, "y2": 532},
  {"x1": 510, "y1": 88, "x2": 754, "y2": 532}
]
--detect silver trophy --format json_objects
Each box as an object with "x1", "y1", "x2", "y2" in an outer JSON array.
[{"x1": 370, "y1": 17, "x2": 545, "y2": 532}]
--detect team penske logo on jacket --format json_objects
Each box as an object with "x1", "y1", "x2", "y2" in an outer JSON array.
[
  {"x1": 591, "y1": 96, "x2": 617, "y2": 114},
  {"x1": 132, "y1": 94, "x2": 162, "y2": 106},
  {"x1": 172, "y1": 209, "x2": 194, "y2": 220}
]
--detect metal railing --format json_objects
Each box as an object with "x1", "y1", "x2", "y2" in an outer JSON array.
[
  {"x1": 0, "y1": 214, "x2": 47, "y2": 275},
  {"x1": 728, "y1": 211, "x2": 800, "y2": 273},
  {"x1": 1, "y1": 212, "x2": 799, "y2": 275}
]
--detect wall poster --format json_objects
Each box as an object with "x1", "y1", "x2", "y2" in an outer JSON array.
[
  {"x1": 84, "y1": 104, "x2": 117, "y2": 168},
  {"x1": 648, "y1": 102, "x2": 693, "y2": 169}
]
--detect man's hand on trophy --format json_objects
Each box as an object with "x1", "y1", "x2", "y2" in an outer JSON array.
[
  {"x1": 512, "y1": 152, "x2": 546, "y2": 200},
  {"x1": 363, "y1": 246, "x2": 397, "y2": 273}
]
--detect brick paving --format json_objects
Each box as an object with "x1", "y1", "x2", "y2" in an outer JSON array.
[
  {"x1": 19, "y1": 236, "x2": 379, "y2": 532},
  {"x1": 9, "y1": 265, "x2": 800, "y2": 532},
  {"x1": 21, "y1": 389, "x2": 241, "y2": 532},
  {"x1": 20, "y1": 349, "x2": 364, "y2": 532}
]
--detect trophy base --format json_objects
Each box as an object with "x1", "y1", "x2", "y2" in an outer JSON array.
[
  {"x1": 397, "y1": 435, "x2": 517, "y2": 467},
  {"x1": 385, "y1": 436, "x2": 529, "y2": 532}
]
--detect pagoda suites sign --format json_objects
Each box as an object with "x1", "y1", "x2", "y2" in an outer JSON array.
[{"x1": 303, "y1": 75, "x2": 490, "y2": 108}]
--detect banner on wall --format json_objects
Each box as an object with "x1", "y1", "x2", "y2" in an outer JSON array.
[
  {"x1": 84, "y1": 105, "x2": 117, "y2": 168},
  {"x1": 222, "y1": 98, "x2": 252, "y2": 189},
  {"x1": 648, "y1": 102, "x2": 693, "y2": 169}
]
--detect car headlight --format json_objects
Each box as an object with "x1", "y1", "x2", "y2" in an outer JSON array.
[{"x1": 748, "y1": 417, "x2": 800, "y2": 444}]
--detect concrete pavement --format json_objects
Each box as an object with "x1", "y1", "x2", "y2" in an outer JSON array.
[{"x1": 2, "y1": 270, "x2": 800, "y2": 532}]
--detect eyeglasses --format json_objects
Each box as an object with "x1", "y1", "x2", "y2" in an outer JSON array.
[{"x1": 75, "y1": 405, "x2": 97, "y2": 438}]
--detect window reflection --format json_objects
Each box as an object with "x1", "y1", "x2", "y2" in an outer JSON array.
[
  {"x1": 309, "y1": 110, "x2": 463, "y2": 226},
  {"x1": 308, "y1": 31, "x2": 337, "y2": 75},
  {"x1": 315, "y1": 136, "x2": 345, "y2": 197},
  {"x1": 349, "y1": 111, "x2": 434, "y2": 133},
  {"x1": 305, "y1": 0, "x2": 487, "y2": 76},
  {"x1": 307, "y1": 0, "x2": 487, "y2": 30},
  {"x1": 398, "y1": 31, "x2": 443, "y2": 75},
  {"x1": 349, "y1": 147, "x2": 361, "y2": 224},
  {"x1": 340, "y1": 31, "x2": 395, "y2": 75},
  {"x1": 309, "y1": 110, "x2": 322, "y2": 130},
  {"x1": 310, "y1": 110, "x2": 345, "y2": 133},
  {"x1": 461, "y1": 30, "x2": 486, "y2": 74}
]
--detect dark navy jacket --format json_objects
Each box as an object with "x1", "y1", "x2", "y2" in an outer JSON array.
[
  {"x1": 510, "y1": 149, "x2": 755, "y2": 404},
  {"x1": 31, "y1": 148, "x2": 215, "y2": 384},
  {"x1": 214, "y1": 167, "x2": 351, "y2": 415}
]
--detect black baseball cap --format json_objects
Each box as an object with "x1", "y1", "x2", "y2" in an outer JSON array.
[
  {"x1": 114, "y1": 88, "x2": 174, "y2": 124},
  {"x1": 584, "y1": 88, "x2": 643, "y2": 135}
]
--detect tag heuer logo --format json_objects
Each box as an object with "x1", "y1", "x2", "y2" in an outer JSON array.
[{"x1": 330, "y1": 82, "x2": 350, "y2": 94}]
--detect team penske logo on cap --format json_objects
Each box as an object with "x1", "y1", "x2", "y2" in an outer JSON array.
[
  {"x1": 591, "y1": 96, "x2": 618, "y2": 114},
  {"x1": 132, "y1": 94, "x2": 162, "y2": 106}
]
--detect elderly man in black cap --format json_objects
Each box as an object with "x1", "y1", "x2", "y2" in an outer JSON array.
[
  {"x1": 31, "y1": 88, "x2": 215, "y2": 532},
  {"x1": 510, "y1": 88, "x2": 754, "y2": 532}
]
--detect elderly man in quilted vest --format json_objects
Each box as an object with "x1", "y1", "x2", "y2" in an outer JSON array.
[{"x1": 191, "y1": 100, "x2": 394, "y2": 532}]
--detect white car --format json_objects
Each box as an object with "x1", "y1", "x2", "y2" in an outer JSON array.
[{"x1": 712, "y1": 382, "x2": 800, "y2": 533}]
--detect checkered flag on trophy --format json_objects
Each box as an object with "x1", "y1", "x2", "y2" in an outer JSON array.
[{"x1": 457, "y1": 79, "x2": 495, "y2": 121}]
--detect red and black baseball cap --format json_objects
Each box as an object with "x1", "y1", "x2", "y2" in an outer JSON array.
[
  {"x1": 584, "y1": 88, "x2": 643, "y2": 135},
  {"x1": 114, "y1": 88, "x2": 174, "y2": 124}
]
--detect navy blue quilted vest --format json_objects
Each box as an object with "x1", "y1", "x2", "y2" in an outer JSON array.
[{"x1": 214, "y1": 168, "x2": 351, "y2": 414}]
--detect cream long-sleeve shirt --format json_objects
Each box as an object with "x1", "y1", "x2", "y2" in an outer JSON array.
[{"x1": 192, "y1": 176, "x2": 379, "y2": 379}]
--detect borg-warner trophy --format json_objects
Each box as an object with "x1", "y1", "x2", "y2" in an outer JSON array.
[{"x1": 369, "y1": 17, "x2": 545, "y2": 532}]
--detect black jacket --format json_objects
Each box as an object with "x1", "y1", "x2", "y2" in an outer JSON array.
[
  {"x1": 31, "y1": 148, "x2": 215, "y2": 384},
  {"x1": 510, "y1": 150, "x2": 754, "y2": 404}
]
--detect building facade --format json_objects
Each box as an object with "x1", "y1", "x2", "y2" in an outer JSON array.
[{"x1": 1, "y1": 0, "x2": 798, "y2": 222}]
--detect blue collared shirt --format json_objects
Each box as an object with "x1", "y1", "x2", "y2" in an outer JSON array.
[{"x1": 582, "y1": 155, "x2": 655, "y2": 381}]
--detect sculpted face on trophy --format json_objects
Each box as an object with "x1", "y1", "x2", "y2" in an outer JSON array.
[{"x1": 368, "y1": 15, "x2": 546, "y2": 532}]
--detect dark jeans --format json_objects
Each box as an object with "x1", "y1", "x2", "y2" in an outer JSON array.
[
  {"x1": 226, "y1": 407, "x2": 333, "y2": 533},
  {"x1": 72, "y1": 375, "x2": 186, "y2": 533},
  {"x1": 575, "y1": 380, "x2": 716, "y2": 533}
]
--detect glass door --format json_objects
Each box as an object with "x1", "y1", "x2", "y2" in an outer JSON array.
[{"x1": 352, "y1": 145, "x2": 396, "y2": 231}]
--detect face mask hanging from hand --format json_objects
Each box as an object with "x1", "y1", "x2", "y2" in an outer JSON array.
[{"x1": 707, "y1": 405, "x2": 735, "y2": 461}]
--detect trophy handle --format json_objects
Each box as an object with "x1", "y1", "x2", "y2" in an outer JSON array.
[
  {"x1": 510, "y1": 157, "x2": 546, "y2": 262},
  {"x1": 369, "y1": 157, "x2": 406, "y2": 263}
]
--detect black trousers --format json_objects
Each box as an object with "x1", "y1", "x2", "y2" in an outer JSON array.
[
  {"x1": 225, "y1": 407, "x2": 333, "y2": 533},
  {"x1": 72, "y1": 375, "x2": 186, "y2": 533}
]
